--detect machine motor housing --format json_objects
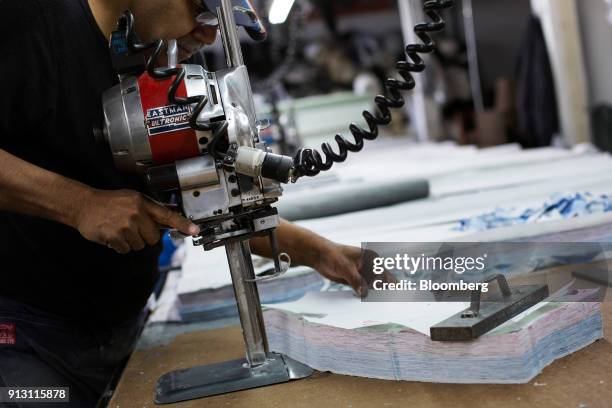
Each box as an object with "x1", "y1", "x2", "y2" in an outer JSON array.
[{"x1": 102, "y1": 64, "x2": 283, "y2": 226}]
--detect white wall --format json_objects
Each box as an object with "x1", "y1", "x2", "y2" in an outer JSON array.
[
  {"x1": 531, "y1": 0, "x2": 591, "y2": 145},
  {"x1": 577, "y1": 0, "x2": 612, "y2": 106}
]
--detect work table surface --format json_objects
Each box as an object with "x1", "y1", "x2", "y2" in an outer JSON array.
[{"x1": 110, "y1": 302, "x2": 612, "y2": 408}]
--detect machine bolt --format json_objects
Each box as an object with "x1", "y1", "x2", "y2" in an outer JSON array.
[
  {"x1": 231, "y1": 188, "x2": 240, "y2": 197},
  {"x1": 228, "y1": 175, "x2": 237, "y2": 183},
  {"x1": 198, "y1": 137, "x2": 209, "y2": 145}
]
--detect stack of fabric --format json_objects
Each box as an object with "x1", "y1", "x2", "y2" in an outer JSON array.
[{"x1": 263, "y1": 289, "x2": 602, "y2": 383}]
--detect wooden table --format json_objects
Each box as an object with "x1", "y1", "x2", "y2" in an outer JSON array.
[{"x1": 110, "y1": 299, "x2": 612, "y2": 408}]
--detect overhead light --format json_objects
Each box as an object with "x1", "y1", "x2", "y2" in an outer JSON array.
[{"x1": 269, "y1": 0, "x2": 295, "y2": 24}]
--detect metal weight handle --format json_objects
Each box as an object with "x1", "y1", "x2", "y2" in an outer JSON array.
[{"x1": 461, "y1": 274, "x2": 512, "y2": 318}]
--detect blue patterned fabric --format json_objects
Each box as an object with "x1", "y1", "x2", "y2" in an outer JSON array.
[{"x1": 457, "y1": 193, "x2": 612, "y2": 232}]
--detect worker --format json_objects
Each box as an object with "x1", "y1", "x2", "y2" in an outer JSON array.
[{"x1": 0, "y1": 0, "x2": 366, "y2": 405}]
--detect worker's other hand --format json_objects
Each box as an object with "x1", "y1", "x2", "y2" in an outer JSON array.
[
  {"x1": 73, "y1": 189, "x2": 200, "y2": 254},
  {"x1": 314, "y1": 244, "x2": 398, "y2": 297},
  {"x1": 314, "y1": 243, "x2": 366, "y2": 296}
]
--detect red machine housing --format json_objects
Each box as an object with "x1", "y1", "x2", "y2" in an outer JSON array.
[{"x1": 138, "y1": 72, "x2": 201, "y2": 165}]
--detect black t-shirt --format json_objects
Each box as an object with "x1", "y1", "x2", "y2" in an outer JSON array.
[{"x1": 0, "y1": 0, "x2": 161, "y2": 327}]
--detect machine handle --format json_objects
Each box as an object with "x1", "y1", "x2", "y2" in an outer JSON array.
[{"x1": 462, "y1": 274, "x2": 512, "y2": 318}]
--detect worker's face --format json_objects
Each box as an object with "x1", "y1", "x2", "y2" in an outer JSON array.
[{"x1": 131, "y1": 0, "x2": 217, "y2": 61}]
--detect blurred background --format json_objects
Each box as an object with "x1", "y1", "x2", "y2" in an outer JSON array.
[{"x1": 193, "y1": 0, "x2": 612, "y2": 154}]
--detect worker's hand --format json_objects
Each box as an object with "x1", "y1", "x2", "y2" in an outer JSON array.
[
  {"x1": 313, "y1": 243, "x2": 366, "y2": 296},
  {"x1": 314, "y1": 244, "x2": 398, "y2": 297},
  {"x1": 73, "y1": 189, "x2": 200, "y2": 254}
]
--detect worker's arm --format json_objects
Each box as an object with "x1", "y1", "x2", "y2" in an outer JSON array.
[
  {"x1": 0, "y1": 149, "x2": 199, "y2": 253},
  {"x1": 250, "y1": 219, "x2": 366, "y2": 295}
]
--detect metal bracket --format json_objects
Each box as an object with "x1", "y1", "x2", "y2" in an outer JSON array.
[
  {"x1": 245, "y1": 230, "x2": 291, "y2": 283},
  {"x1": 430, "y1": 275, "x2": 549, "y2": 341}
]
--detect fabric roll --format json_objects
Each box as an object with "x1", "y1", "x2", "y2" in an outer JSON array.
[{"x1": 277, "y1": 178, "x2": 430, "y2": 221}]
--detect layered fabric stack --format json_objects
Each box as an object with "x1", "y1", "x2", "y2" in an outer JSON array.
[{"x1": 263, "y1": 289, "x2": 603, "y2": 384}]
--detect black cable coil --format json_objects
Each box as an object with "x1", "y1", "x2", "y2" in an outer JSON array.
[
  {"x1": 291, "y1": 0, "x2": 454, "y2": 179},
  {"x1": 121, "y1": 11, "x2": 212, "y2": 132}
]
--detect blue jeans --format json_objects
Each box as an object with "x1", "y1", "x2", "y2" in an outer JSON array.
[{"x1": 0, "y1": 297, "x2": 144, "y2": 407}]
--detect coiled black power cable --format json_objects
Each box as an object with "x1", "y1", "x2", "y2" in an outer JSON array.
[
  {"x1": 121, "y1": 11, "x2": 211, "y2": 132},
  {"x1": 291, "y1": 0, "x2": 454, "y2": 179}
]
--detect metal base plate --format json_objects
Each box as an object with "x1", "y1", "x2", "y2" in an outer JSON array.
[
  {"x1": 155, "y1": 353, "x2": 313, "y2": 404},
  {"x1": 430, "y1": 284, "x2": 549, "y2": 341}
]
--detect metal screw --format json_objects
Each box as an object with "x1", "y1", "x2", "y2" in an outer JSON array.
[{"x1": 228, "y1": 175, "x2": 237, "y2": 183}]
